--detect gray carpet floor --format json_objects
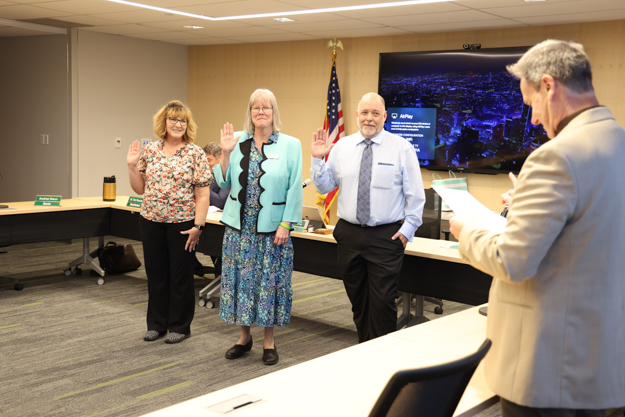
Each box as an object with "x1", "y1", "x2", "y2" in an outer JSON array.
[
  {"x1": 0, "y1": 237, "x2": 472, "y2": 417},
  {"x1": 2, "y1": 238, "x2": 622, "y2": 417}
]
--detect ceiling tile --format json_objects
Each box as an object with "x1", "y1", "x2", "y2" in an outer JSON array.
[
  {"x1": 78, "y1": 23, "x2": 163, "y2": 35},
  {"x1": 329, "y1": 1, "x2": 468, "y2": 19},
  {"x1": 177, "y1": 0, "x2": 308, "y2": 18},
  {"x1": 399, "y1": 18, "x2": 527, "y2": 33},
  {"x1": 224, "y1": 32, "x2": 322, "y2": 43},
  {"x1": 130, "y1": 30, "x2": 201, "y2": 40},
  {"x1": 89, "y1": 9, "x2": 192, "y2": 24},
  {"x1": 0, "y1": 4, "x2": 73, "y2": 19},
  {"x1": 454, "y1": 0, "x2": 573, "y2": 8},
  {"x1": 485, "y1": 0, "x2": 625, "y2": 19},
  {"x1": 517, "y1": 9, "x2": 625, "y2": 25},
  {"x1": 140, "y1": 18, "x2": 252, "y2": 31},
  {"x1": 305, "y1": 26, "x2": 413, "y2": 38},
  {"x1": 32, "y1": 0, "x2": 140, "y2": 14},
  {"x1": 180, "y1": 25, "x2": 290, "y2": 37},
  {"x1": 51, "y1": 14, "x2": 127, "y2": 26},
  {"x1": 168, "y1": 36, "x2": 242, "y2": 45},
  {"x1": 363, "y1": 9, "x2": 502, "y2": 26},
  {"x1": 279, "y1": 19, "x2": 384, "y2": 33}
]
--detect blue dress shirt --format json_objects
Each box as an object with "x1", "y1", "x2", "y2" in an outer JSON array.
[{"x1": 311, "y1": 130, "x2": 425, "y2": 241}]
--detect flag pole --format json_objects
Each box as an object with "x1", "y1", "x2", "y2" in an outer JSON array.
[{"x1": 317, "y1": 39, "x2": 344, "y2": 224}]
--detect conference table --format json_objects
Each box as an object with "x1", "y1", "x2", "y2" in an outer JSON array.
[
  {"x1": 141, "y1": 305, "x2": 496, "y2": 417},
  {"x1": 0, "y1": 196, "x2": 492, "y2": 320}
]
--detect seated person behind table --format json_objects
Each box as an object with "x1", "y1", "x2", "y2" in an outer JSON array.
[
  {"x1": 195, "y1": 142, "x2": 230, "y2": 276},
  {"x1": 203, "y1": 142, "x2": 230, "y2": 209}
]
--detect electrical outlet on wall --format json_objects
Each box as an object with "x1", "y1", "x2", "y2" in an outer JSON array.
[{"x1": 115, "y1": 138, "x2": 122, "y2": 149}]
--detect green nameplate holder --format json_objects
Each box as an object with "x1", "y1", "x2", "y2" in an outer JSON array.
[
  {"x1": 292, "y1": 219, "x2": 309, "y2": 233},
  {"x1": 127, "y1": 196, "x2": 144, "y2": 208},
  {"x1": 34, "y1": 195, "x2": 62, "y2": 206}
]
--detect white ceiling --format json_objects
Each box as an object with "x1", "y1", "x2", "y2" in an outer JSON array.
[{"x1": 1, "y1": 0, "x2": 624, "y2": 45}]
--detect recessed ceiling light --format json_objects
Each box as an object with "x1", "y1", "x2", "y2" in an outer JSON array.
[
  {"x1": 274, "y1": 17, "x2": 296, "y2": 22},
  {"x1": 183, "y1": 25, "x2": 204, "y2": 29},
  {"x1": 108, "y1": 0, "x2": 454, "y2": 21}
]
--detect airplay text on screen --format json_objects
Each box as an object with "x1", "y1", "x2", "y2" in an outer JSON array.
[{"x1": 385, "y1": 107, "x2": 436, "y2": 160}]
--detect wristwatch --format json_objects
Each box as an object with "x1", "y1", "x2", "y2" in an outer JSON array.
[{"x1": 193, "y1": 224, "x2": 205, "y2": 231}]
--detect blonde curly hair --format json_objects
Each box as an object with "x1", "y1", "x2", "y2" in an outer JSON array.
[{"x1": 153, "y1": 100, "x2": 198, "y2": 143}]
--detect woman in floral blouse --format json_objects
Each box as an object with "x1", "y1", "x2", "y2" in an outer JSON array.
[
  {"x1": 216, "y1": 89, "x2": 303, "y2": 365},
  {"x1": 127, "y1": 100, "x2": 211, "y2": 344}
]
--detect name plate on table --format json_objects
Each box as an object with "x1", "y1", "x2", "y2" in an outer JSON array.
[
  {"x1": 34, "y1": 195, "x2": 62, "y2": 206},
  {"x1": 127, "y1": 197, "x2": 144, "y2": 208},
  {"x1": 292, "y1": 219, "x2": 309, "y2": 233}
]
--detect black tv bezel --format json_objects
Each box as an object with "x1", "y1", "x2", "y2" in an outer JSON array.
[{"x1": 378, "y1": 46, "x2": 537, "y2": 175}]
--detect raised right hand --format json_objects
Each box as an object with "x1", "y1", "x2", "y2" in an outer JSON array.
[
  {"x1": 127, "y1": 140, "x2": 141, "y2": 167},
  {"x1": 311, "y1": 128, "x2": 334, "y2": 159},
  {"x1": 221, "y1": 123, "x2": 241, "y2": 155}
]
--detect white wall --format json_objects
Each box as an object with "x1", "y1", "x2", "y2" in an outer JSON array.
[
  {"x1": 0, "y1": 35, "x2": 70, "y2": 202},
  {"x1": 73, "y1": 30, "x2": 187, "y2": 198}
]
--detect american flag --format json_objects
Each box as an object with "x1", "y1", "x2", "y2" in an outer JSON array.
[{"x1": 317, "y1": 56, "x2": 345, "y2": 223}]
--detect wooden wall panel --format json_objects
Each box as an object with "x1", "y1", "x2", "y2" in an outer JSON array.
[{"x1": 188, "y1": 20, "x2": 625, "y2": 221}]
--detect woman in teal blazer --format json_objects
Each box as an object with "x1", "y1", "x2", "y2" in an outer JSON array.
[{"x1": 215, "y1": 88, "x2": 303, "y2": 365}]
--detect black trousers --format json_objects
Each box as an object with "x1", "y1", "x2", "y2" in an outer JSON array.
[
  {"x1": 501, "y1": 398, "x2": 606, "y2": 417},
  {"x1": 140, "y1": 217, "x2": 196, "y2": 335},
  {"x1": 334, "y1": 219, "x2": 405, "y2": 343}
]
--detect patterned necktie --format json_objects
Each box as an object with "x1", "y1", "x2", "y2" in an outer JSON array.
[{"x1": 356, "y1": 139, "x2": 373, "y2": 225}]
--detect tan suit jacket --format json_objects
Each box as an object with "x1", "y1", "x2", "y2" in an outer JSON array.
[{"x1": 459, "y1": 107, "x2": 625, "y2": 408}]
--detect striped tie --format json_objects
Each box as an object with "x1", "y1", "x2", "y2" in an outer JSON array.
[{"x1": 356, "y1": 139, "x2": 373, "y2": 225}]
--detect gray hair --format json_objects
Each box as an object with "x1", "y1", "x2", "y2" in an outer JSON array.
[
  {"x1": 358, "y1": 92, "x2": 386, "y2": 109},
  {"x1": 243, "y1": 89, "x2": 282, "y2": 134},
  {"x1": 507, "y1": 39, "x2": 593, "y2": 93},
  {"x1": 203, "y1": 142, "x2": 222, "y2": 158}
]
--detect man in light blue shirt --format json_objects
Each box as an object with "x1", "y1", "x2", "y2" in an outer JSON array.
[{"x1": 311, "y1": 92, "x2": 425, "y2": 342}]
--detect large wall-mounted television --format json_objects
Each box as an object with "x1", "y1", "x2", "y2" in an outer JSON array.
[{"x1": 378, "y1": 46, "x2": 548, "y2": 174}]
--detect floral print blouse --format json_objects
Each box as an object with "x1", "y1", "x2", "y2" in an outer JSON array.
[{"x1": 138, "y1": 139, "x2": 212, "y2": 223}]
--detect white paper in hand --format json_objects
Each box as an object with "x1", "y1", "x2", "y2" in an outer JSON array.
[{"x1": 431, "y1": 185, "x2": 506, "y2": 234}]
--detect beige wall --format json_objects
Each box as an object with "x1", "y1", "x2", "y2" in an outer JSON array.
[
  {"x1": 73, "y1": 30, "x2": 188, "y2": 198},
  {"x1": 188, "y1": 20, "x2": 625, "y2": 218}
]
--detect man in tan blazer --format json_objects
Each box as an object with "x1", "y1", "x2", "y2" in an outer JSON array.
[{"x1": 450, "y1": 40, "x2": 625, "y2": 416}]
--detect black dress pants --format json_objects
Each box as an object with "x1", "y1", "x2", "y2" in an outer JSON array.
[
  {"x1": 334, "y1": 219, "x2": 405, "y2": 343},
  {"x1": 140, "y1": 217, "x2": 196, "y2": 335},
  {"x1": 501, "y1": 398, "x2": 606, "y2": 417}
]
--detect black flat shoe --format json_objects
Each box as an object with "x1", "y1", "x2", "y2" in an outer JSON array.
[
  {"x1": 262, "y1": 344, "x2": 279, "y2": 365},
  {"x1": 225, "y1": 336, "x2": 253, "y2": 359}
]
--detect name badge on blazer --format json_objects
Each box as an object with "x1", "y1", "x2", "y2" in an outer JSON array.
[{"x1": 266, "y1": 153, "x2": 279, "y2": 159}]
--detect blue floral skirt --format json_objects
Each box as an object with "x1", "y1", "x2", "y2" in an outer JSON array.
[{"x1": 219, "y1": 226, "x2": 294, "y2": 327}]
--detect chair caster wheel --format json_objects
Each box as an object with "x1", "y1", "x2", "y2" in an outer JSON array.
[
  {"x1": 97, "y1": 278, "x2": 104, "y2": 285},
  {"x1": 198, "y1": 299, "x2": 206, "y2": 307},
  {"x1": 14, "y1": 283, "x2": 24, "y2": 291},
  {"x1": 205, "y1": 300, "x2": 214, "y2": 309},
  {"x1": 74, "y1": 268, "x2": 82, "y2": 275},
  {"x1": 64, "y1": 268, "x2": 72, "y2": 276},
  {"x1": 434, "y1": 306, "x2": 443, "y2": 315}
]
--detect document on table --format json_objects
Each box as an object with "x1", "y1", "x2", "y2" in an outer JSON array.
[
  {"x1": 208, "y1": 205, "x2": 223, "y2": 213},
  {"x1": 432, "y1": 185, "x2": 507, "y2": 234}
]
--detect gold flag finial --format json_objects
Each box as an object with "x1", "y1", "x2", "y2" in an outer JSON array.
[{"x1": 326, "y1": 38, "x2": 343, "y2": 56}]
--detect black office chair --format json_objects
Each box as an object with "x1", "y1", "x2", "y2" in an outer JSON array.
[
  {"x1": 413, "y1": 188, "x2": 444, "y2": 315},
  {"x1": 368, "y1": 339, "x2": 492, "y2": 417}
]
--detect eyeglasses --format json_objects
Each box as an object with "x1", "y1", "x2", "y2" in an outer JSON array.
[
  {"x1": 167, "y1": 117, "x2": 188, "y2": 126},
  {"x1": 251, "y1": 107, "x2": 273, "y2": 114}
]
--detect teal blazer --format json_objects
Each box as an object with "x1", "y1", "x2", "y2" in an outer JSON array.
[{"x1": 214, "y1": 131, "x2": 303, "y2": 233}]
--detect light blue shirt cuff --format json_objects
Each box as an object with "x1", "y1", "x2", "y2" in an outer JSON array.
[{"x1": 399, "y1": 223, "x2": 417, "y2": 243}]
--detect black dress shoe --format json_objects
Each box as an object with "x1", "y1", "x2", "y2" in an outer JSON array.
[
  {"x1": 225, "y1": 336, "x2": 253, "y2": 359},
  {"x1": 262, "y1": 344, "x2": 279, "y2": 365}
]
